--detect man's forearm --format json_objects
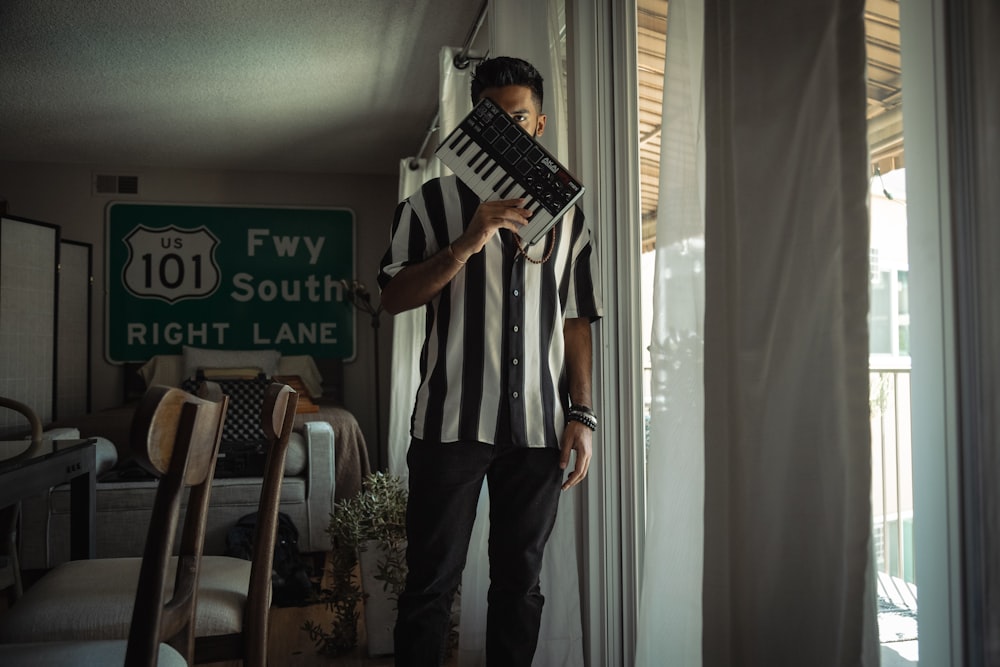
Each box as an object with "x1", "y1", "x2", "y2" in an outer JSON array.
[
  {"x1": 563, "y1": 317, "x2": 593, "y2": 407},
  {"x1": 380, "y1": 245, "x2": 466, "y2": 314}
]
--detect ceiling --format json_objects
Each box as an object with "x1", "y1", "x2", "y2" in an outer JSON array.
[
  {"x1": 0, "y1": 0, "x2": 485, "y2": 176},
  {"x1": 0, "y1": 0, "x2": 902, "y2": 219}
]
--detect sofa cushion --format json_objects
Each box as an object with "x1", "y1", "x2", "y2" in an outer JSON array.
[
  {"x1": 91, "y1": 437, "x2": 119, "y2": 476},
  {"x1": 284, "y1": 431, "x2": 307, "y2": 476},
  {"x1": 0, "y1": 556, "x2": 252, "y2": 641},
  {"x1": 50, "y1": 477, "x2": 307, "y2": 514},
  {"x1": 41, "y1": 477, "x2": 310, "y2": 561}
]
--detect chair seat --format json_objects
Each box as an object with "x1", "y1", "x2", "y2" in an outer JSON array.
[
  {"x1": 0, "y1": 639, "x2": 186, "y2": 666},
  {"x1": 0, "y1": 556, "x2": 253, "y2": 642}
]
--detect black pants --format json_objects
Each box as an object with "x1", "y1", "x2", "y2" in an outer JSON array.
[{"x1": 393, "y1": 439, "x2": 563, "y2": 667}]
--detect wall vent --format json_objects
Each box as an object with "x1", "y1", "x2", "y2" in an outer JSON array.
[{"x1": 94, "y1": 173, "x2": 140, "y2": 196}]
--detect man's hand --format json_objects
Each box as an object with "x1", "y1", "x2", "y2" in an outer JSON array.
[
  {"x1": 381, "y1": 198, "x2": 532, "y2": 314},
  {"x1": 560, "y1": 420, "x2": 593, "y2": 490},
  {"x1": 450, "y1": 198, "x2": 532, "y2": 261}
]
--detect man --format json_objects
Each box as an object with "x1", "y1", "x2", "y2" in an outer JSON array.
[{"x1": 377, "y1": 56, "x2": 603, "y2": 666}]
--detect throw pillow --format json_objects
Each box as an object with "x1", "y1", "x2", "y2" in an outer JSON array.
[
  {"x1": 182, "y1": 346, "x2": 281, "y2": 381},
  {"x1": 183, "y1": 373, "x2": 271, "y2": 477}
]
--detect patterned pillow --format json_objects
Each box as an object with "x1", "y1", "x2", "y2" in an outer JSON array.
[
  {"x1": 182, "y1": 373, "x2": 270, "y2": 477},
  {"x1": 184, "y1": 373, "x2": 269, "y2": 443}
]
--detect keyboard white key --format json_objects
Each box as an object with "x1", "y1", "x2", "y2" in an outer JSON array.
[{"x1": 436, "y1": 97, "x2": 584, "y2": 246}]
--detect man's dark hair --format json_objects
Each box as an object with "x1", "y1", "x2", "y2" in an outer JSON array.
[{"x1": 470, "y1": 56, "x2": 544, "y2": 111}]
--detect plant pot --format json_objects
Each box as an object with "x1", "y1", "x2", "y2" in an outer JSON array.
[{"x1": 358, "y1": 539, "x2": 400, "y2": 656}]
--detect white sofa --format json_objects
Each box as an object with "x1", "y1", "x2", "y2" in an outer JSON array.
[
  {"x1": 18, "y1": 352, "x2": 372, "y2": 570},
  {"x1": 18, "y1": 407, "x2": 336, "y2": 570}
]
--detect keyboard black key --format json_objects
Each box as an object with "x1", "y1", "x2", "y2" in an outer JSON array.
[
  {"x1": 456, "y1": 136, "x2": 474, "y2": 157},
  {"x1": 435, "y1": 97, "x2": 585, "y2": 247},
  {"x1": 474, "y1": 154, "x2": 492, "y2": 174}
]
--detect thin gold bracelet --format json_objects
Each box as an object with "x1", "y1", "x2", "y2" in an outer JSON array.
[{"x1": 448, "y1": 243, "x2": 467, "y2": 265}]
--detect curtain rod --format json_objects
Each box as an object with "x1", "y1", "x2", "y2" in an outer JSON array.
[
  {"x1": 409, "y1": 0, "x2": 489, "y2": 169},
  {"x1": 453, "y1": 0, "x2": 490, "y2": 70},
  {"x1": 409, "y1": 111, "x2": 440, "y2": 170}
]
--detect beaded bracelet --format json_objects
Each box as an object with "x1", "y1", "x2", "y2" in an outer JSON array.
[{"x1": 567, "y1": 404, "x2": 598, "y2": 431}]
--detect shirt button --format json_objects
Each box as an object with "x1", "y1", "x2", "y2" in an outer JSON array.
[
  {"x1": 513, "y1": 289, "x2": 520, "y2": 297},
  {"x1": 512, "y1": 391, "x2": 519, "y2": 399},
  {"x1": 513, "y1": 325, "x2": 519, "y2": 333},
  {"x1": 512, "y1": 358, "x2": 519, "y2": 366}
]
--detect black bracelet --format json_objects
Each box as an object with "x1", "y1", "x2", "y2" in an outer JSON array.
[
  {"x1": 567, "y1": 405, "x2": 597, "y2": 431},
  {"x1": 567, "y1": 412, "x2": 597, "y2": 430}
]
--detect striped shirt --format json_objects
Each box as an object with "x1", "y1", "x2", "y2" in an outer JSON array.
[{"x1": 377, "y1": 175, "x2": 603, "y2": 449}]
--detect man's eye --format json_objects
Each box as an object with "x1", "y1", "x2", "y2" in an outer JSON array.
[{"x1": 512, "y1": 114, "x2": 528, "y2": 123}]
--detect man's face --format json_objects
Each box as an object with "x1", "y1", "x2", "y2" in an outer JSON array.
[{"x1": 479, "y1": 84, "x2": 546, "y2": 138}]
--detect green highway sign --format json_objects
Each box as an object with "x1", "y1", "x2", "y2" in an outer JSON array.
[{"x1": 106, "y1": 203, "x2": 356, "y2": 362}]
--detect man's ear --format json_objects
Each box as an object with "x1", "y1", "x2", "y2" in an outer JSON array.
[{"x1": 535, "y1": 113, "x2": 547, "y2": 138}]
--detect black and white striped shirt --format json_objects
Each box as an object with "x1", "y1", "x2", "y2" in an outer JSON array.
[{"x1": 378, "y1": 175, "x2": 603, "y2": 449}]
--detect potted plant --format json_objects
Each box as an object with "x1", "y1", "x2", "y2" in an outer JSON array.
[{"x1": 305, "y1": 471, "x2": 407, "y2": 656}]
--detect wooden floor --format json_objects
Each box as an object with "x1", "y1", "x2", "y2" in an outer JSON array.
[
  {"x1": 267, "y1": 602, "x2": 394, "y2": 667},
  {"x1": 265, "y1": 552, "x2": 458, "y2": 667},
  {"x1": 267, "y1": 597, "x2": 457, "y2": 667},
  {"x1": 265, "y1": 551, "x2": 396, "y2": 667}
]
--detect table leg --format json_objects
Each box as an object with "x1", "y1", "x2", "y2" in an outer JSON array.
[{"x1": 68, "y1": 461, "x2": 97, "y2": 560}]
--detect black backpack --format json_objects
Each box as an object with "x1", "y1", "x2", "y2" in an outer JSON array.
[{"x1": 226, "y1": 511, "x2": 312, "y2": 605}]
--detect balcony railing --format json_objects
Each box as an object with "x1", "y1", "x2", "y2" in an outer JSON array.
[
  {"x1": 870, "y1": 367, "x2": 914, "y2": 584},
  {"x1": 871, "y1": 367, "x2": 918, "y2": 657}
]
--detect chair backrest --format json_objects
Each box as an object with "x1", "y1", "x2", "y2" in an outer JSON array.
[
  {"x1": 244, "y1": 382, "x2": 298, "y2": 664},
  {"x1": 125, "y1": 384, "x2": 228, "y2": 666},
  {"x1": 190, "y1": 381, "x2": 297, "y2": 666},
  {"x1": 0, "y1": 396, "x2": 42, "y2": 599},
  {"x1": 0, "y1": 396, "x2": 44, "y2": 461}
]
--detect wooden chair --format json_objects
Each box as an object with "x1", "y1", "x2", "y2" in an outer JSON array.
[
  {"x1": 0, "y1": 396, "x2": 44, "y2": 456},
  {"x1": 192, "y1": 382, "x2": 298, "y2": 666},
  {"x1": 0, "y1": 385, "x2": 228, "y2": 666},
  {"x1": 0, "y1": 383, "x2": 297, "y2": 667},
  {"x1": 0, "y1": 396, "x2": 42, "y2": 601}
]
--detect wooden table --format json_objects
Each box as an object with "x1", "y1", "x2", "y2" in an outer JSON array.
[{"x1": 0, "y1": 439, "x2": 97, "y2": 560}]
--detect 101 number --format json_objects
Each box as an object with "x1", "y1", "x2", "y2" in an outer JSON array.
[{"x1": 139, "y1": 252, "x2": 206, "y2": 289}]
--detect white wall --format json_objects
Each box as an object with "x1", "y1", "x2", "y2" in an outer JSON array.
[{"x1": 0, "y1": 160, "x2": 397, "y2": 468}]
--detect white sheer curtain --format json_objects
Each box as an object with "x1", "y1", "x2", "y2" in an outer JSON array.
[
  {"x1": 389, "y1": 47, "x2": 472, "y2": 481},
  {"x1": 635, "y1": 0, "x2": 706, "y2": 663},
  {"x1": 635, "y1": 0, "x2": 878, "y2": 665},
  {"x1": 458, "y1": 1, "x2": 584, "y2": 664}
]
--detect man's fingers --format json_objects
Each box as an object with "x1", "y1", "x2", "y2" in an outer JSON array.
[
  {"x1": 561, "y1": 457, "x2": 589, "y2": 490},
  {"x1": 489, "y1": 206, "x2": 531, "y2": 224},
  {"x1": 493, "y1": 197, "x2": 528, "y2": 208},
  {"x1": 480, "y1": 210, "x2": 529, "y2": 234},
  {"x1": 482, "y1": 199, "x2": 532, "y2": 218},
  {"x1": 460, "y1": 199, "x2": 533, "y2": 255},
  {"x1": 560, "y1": 430, "x2": 592, "y2": 491}
]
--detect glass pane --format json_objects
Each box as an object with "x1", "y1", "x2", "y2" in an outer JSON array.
[
  {"x1": 635, "y1": 1, "x2": 919, "y2": 663},
  {"x1": 866, "y1": 0, "x2": 915, "y2": 658}
]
